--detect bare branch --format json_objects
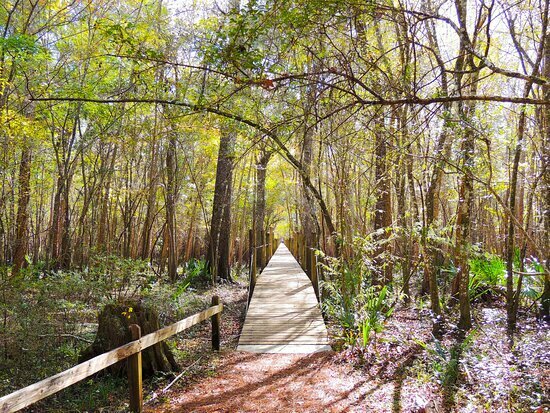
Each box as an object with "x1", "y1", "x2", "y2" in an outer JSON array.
[{"x1": 30, "y1": 94, "x2": 550, "y2": 108}]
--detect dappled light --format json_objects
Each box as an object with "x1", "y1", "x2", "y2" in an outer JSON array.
[{"x1": 0, "y1": 0, "x2": 548, "y2": 411}]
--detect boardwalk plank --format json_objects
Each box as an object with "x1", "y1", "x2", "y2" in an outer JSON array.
[{"x1": 237, "y1": 243, "x2": 330, "y2": 354}]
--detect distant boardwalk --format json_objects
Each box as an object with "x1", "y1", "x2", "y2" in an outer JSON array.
[{"x1": 238, "y1": 243, "x2": 331, "y2": 353}]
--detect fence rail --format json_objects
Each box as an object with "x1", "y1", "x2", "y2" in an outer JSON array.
[
  {"x1": 287, "y1": 232, "x2": 321, "y2": 300},
  {"x1": 0, "y1": 297, "x2": 223, "y2": 413},
  {"x1": 246, "y1": 228, "x2": 278, "y2": 307}
]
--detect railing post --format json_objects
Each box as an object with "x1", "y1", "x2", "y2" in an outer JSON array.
[
  {"x1": 251, "y1": 249, "x2": 257, "y2": 285},
  {"x1": 270, "y1": 229, "x2": 275, "y2": 258},
  {"x1": 266, "y1": 230, "x2": 272, "y2": 262},
  {"x1": 310, "y1": 248, "x2": 319, "y2": 300},
  {"x1": 211, "y1": 296, "x2": 221, "y2": 351},
  {"x1": 248, "y1": 228, "x2": 254, "y2": 263},
  {"x1": 248, "y1": 250, "x2": 256, "y2": 307},
  {"x1": 305, "y1": 246, "x2": 311, "y2": 277},
  {"x1": 128, "y1": 324, "x2": 142, "y2": 413},
  {"x1": 261, "y1": 230, "x2": 266, "y2": 269},
  {"x1": 249, "y1": 228, "x2": 257, "y2": 293},
  {"x1": 300, "y1": 234, "x2": 305, "y2": 267},
  {"x1": 300, "y1": 234, "x2": 304, "y2": 266},
  {"x1": 319, "y1": 255, "x2": 327, "y2": 304},
  {"x1": 257, "y1": 230, "x2": 262, "y2": 269}
]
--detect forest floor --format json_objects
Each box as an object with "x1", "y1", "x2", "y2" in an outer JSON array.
[
  {"x1": 6, "y1": 273, "x2": 546, "y2": 412},
  {"x1": 146, "y1": 285, "x2": 549, "y2": 413},
  {"x1": 147, "y1": 350, "x2": 409, "y2": 413}
]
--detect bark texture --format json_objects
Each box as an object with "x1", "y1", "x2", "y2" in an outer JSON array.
[
  {"x1": 207, "y1": 126, "x2": 236, "y2": 282},
  {"x1": 12, "y1": 144, "x2": 32, "y2": 275}
]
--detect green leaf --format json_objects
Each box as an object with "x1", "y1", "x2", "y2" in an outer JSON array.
[{"x1": 0, "y1": 34, "x2": 40, "y2": 55}]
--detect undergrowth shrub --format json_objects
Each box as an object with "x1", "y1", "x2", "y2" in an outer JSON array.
[
  {"x1": 359, "y1": 285, "x2": 394, "y2": 345},
  {"x1": 87, "y1": 255, "x2": 156, "y2": 302},
  {"x1": 0, "y1": 255, "x2": 199, "y2": 396},
  {"x1": 319, "y1": 236, "x2": 395, "y2": 348},
  {"x1": 517, "y1": 258, "x2": 547, "y2": 309},
  {"x1": 468, "y1": 253, "x2": 506, "y2": 301},
  {"x1": 181, "y1": 258, "x2": 209, "y2": 289},
  {"x1": 414, "y1": 332, "x2": 474, "y2": 387},
  {"x1": 0, "y1": 266, "x2": 95, "y2": 391}
]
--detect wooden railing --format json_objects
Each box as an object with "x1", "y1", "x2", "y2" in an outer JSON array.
[
  {"x1": 287, "y1": 232, "x2": 320, "y2": 301},
  {"x1": 0, "y1": 297, "x2": 223, "y2": 413},
  {"x1": 247, "y1": 228, "x2": 278, "y2": 306},
  {"x1": 248, "y1": 228, "x2": 277, "y2": 271}
]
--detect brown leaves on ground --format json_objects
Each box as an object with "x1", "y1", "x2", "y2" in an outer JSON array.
[
  {"x1": 146, "y1": 349, "x2": 439, "y2": 413},
  {"x1": 145, "y1": 290, "x2": 440, "y2": 413},
  {"x1": 145, "y1": 284, "x2": 547, "y2": 413}
]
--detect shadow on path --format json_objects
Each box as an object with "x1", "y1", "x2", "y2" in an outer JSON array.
[{"x1": 151, "y1": 351, "x2": 376, "y2": 413}]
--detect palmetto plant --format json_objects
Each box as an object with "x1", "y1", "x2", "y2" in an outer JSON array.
[
  {"x1": 319, "y1": 236, "x2": 395, "y2": 347},
  {"x1": 359, "y1": 285, "x2": 394, "y2": 346}
]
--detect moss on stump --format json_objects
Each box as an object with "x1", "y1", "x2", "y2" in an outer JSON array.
[{"x1": 80, "y1": 302, "x2": 179, "y2": 377}]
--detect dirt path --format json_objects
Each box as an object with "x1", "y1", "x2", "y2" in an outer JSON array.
[
  {"x1": 143, "y1": 283, "x2": 547, "y2": 413},
  {"x1": 147, "y1": 351, "x2": 368, "y2": 412},
  {"x1": 143, "y1": 285, "x2": 439, "y2": 413},
  {"x1": 145, "y1": 349, "x2": 437, "y2": 413}
]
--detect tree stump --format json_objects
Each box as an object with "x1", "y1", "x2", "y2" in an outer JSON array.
[{"x1": 80, "y1": 303, "x2": 179, "y2": 377}]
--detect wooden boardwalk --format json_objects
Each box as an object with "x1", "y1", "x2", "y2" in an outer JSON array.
[{"x1": 237, "y1": 243, "x2": 331, "y2": 353}]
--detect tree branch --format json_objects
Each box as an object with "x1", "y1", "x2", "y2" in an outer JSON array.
[
  {"x1": 30, "y1": 94, "x2": 339, "y2": 238},
  {"x1": 380, "y1": 5, "x2": 549, "y2": 85},
  {"x1": 30, "y1": 94, "x2": 550, "y2": 108}
]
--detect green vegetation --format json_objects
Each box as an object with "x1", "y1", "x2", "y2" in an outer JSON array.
[
  {"x1": 0, "y1": 255, "x2": 219, "y2": 410},
  {"x1": 0, "y1": 0, "x2": 548, "y2": 411}
]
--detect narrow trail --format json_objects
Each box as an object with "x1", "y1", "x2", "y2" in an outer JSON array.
[
  {"x1": 238, "y1": 243, "x2": 330, "y2": 353},
  {"x1": 146, "y1": 350, "x2": 379, "y2": 413},
  {"x1": 145, "y1": 244, "x2": 436, "y2": 412},
  {"x1": 147, "y1": 244, "x2": 381, "y2": 412}
]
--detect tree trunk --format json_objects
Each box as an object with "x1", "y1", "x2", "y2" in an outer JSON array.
[
  {"x1": 371, "y1": 19, "x2": 395, "y2": 286},
  {"x1": 80, "y1": 303, "x2": 178, "y2": 377},
  {"x1": 542, "y1": 31, "x2": 550, "y2": 320},
  {"x1": 421, "y1": 7, "x2": 452, "y2": 299},
  {"x1": 373, "y1": 115, "x2": 393, "y2": 286},
  {"x1": 60, "y1": 172, "x2": 72, "y2": 269},
  {"x1": 165, "y1": 135, "x2": 178, "y2": 282},
  {"x1": 12, "y1": 143, "x2": 31, "y2": 276},
  {"x1": 396, "y1": 151, "x2": 409, "y2": 299},
  {"x1": 97, "y1": 144, "x2": 117, "y2": 252},
  {"x1": 184, "y1": 199, "x2": 198, "y2": 262},
  {"x1": 140, "y1": 139, "x2": 159, "y2": 260},
  {"x1": 48, "y1": 110, "x2": 80, "y2": 269},
  {"x1": 506, "y1": 108, "x2": 527, "y2": 330},
  {"x1": 207, "y1": 125, "x2": 236, "y2": 282},
  {"x1": 48, "y1": 175, "x2": 64, "y2": 267},
  {"x1": 506, "y1": 4, "x2": 548, "y2": 329},
  {"x1": 396, "y1": 108, "x2": 416, "y2": 302},
  {"x1": 454, "y1": 65, "x2": 480, "y2": 331},
  {"x1": 455, "y1": 127, "x2": 474, "y2": 331},
  {"x1": 451, "y1": 0, "x2": 488, "y2": 331},
  {"x1": 301, "y1": 62, "x2": 318, "y2": 248},
  {"x1": 254, "y1": 147, "x2": 271, "y2": 268}
]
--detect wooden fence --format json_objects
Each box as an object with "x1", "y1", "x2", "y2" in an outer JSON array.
[
  {"x1": 0, "y1": 297, "x2": 223, "y2": 413},
  {"x1": 247, "y1": 228, "x2": 278, "y2": 306},
  {"x1": 287, "y1": 232, "x2": 320, "y2": 301}
]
